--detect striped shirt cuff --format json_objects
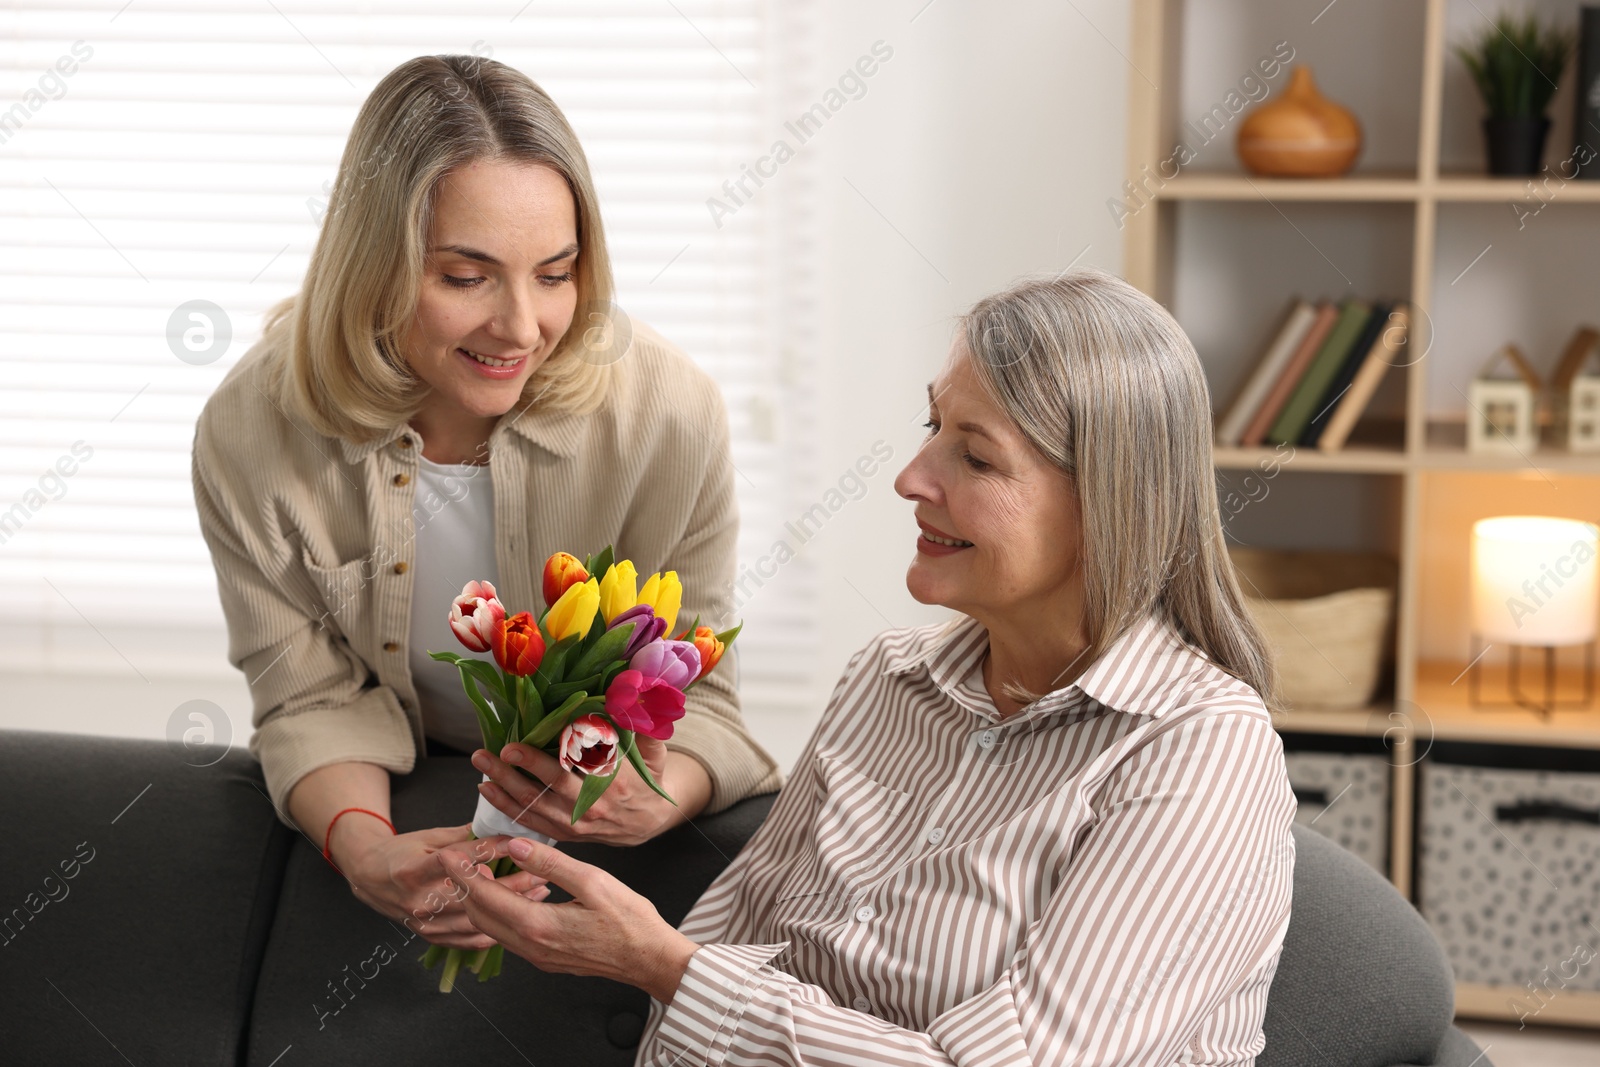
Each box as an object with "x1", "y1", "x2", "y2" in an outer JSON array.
[{"x1": 651, "y1": 942, "x2": 789, "y2": 1065}]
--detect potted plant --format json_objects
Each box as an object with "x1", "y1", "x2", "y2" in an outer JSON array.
[{"x1": 1456, "y1": 12, "x2": 1575, "y2": 175}]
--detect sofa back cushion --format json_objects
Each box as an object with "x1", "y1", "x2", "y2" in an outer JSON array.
[{"x1": 0, "y1": 730, "x2": 292, "y2": 1066}]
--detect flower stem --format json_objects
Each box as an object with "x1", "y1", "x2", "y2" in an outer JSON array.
[{"x1": 438, "y1": 948, "x2": 463, "y2": 993}]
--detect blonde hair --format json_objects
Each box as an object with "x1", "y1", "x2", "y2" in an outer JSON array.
[
  {"x1": 264, "y1": 54, "x2": 616, "y2": 442},
  {"x1": 959, "y1": 268, "x2": 1280, "y2": 711}
]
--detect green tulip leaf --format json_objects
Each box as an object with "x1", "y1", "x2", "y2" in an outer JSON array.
[
  {"x1": 461, "y1": 670, "x2": 505, "y2": 756},
  {"x1": 454, "y1": 657, "x2": 510, "y2": 708},
  {"x1": 531, "y1": 634, "x2": 581, "y2": 697},
  {"x1": 570, "y1": 762, "x2": 621, "y2": 824},
  {"x1": 516, "y1": 674, "x2": 543, "y2": 737},
  {"x1": 620, "y1": 731, "x2": 675, "y2": 805},
  {"x1": 585, "y1": 545, "x2": 615, "y2": 583},
  {"x1": 542, "y1": 674, "x2": 603, "y2": 708},
  {"x1": 520, "y1": 692, "x2": 603, "y2": 749},
  {"x1": 570, "y1": 622, "x2": 635, "y2": 679}
]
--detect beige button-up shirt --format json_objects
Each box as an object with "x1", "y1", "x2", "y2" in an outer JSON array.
[
  {"x1": 192, "y1": 323, "x2": 781, "y2": 822},
  {"x1": 641, "y1": 610, "x2": 1296, "y2": 1065}
]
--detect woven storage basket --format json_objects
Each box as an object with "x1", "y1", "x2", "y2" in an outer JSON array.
[{"x1": 1228, "y1": 547, "x2": 1398, "y2": 710}]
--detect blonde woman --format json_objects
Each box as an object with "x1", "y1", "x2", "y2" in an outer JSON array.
[
  {"x1": 446, "y1": 269, "x2": 1297, "y2": 1065},
  {"x1": 192, "y1": 55, "x2": 779, "y2": 953}
]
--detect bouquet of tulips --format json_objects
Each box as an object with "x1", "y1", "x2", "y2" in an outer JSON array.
[{"x1": 419, "y1": 545, "x2": 740, "y2": 991}]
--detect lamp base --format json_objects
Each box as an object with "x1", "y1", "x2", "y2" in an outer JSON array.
[{"x1": 1467, "y1": 635, "x2": 1596, "y2": 718}]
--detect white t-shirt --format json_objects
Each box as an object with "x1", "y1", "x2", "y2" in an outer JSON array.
[{"x1": 408, "y1": 454, "x2": 499, "y2": 755}]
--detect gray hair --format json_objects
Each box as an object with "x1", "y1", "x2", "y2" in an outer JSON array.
[{"x1": 959, "y1": 268, "x2": 1279, "y2": 710}]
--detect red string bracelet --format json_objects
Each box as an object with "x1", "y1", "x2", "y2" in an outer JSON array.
[{"x1": 321, "y1": 807, "x2": 397, "y2": 873}]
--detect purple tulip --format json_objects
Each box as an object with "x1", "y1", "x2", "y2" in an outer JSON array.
[
  {"x1": 630, "y1": 639, "x2": 701, "y2": 690},
  {"x1": 608, "y1": 603, "x2": 667, "y2": 660}
]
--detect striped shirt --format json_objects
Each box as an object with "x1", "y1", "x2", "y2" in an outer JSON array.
[{"x1": 638, "y1": 609, "x2": 1296, "y2": 1066}]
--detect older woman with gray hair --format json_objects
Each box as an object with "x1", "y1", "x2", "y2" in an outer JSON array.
[{"x1": 449, "y1": 268, "x2": 1296, "y2": 1065}]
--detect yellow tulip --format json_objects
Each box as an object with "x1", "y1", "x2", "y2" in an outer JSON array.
[
  {"x1": 597, "y1": 560, "x2": 638, "y2": 624},
  {"x1": 638, "y1": 570, "x2": 683, "y2": 635},
  {"x1": 545, "y1": 577, "x2": 600, "y2": 642}
]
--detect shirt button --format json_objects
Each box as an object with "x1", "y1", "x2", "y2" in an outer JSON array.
[
  {"x1": 854, "y1": 904, "x2": 875, "y2": 923},
  {"x1": 852, "y1": 996, "x2": 871, "y2": 1012},
  {"x1": 392, "y1": 472, "x2": 411, "y2": 487},
  {"x1": 926, "y1": 827, "x2": 945, "y2": 845},
  {"x1": 392, "y1": 561, "x2": 409, "y2": 575},
  {"x1": 396, "y1": 436, "x2": 413, "y2": 450},
  {"x1": 383, "y1": 641, "x2": 400, "y2": 652},
  {"x1": 978, "y1": 729, "x2": 997, "y2": 750}
]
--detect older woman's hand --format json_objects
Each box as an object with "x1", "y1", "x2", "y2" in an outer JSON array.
[
  {"x1": 334, "y1": 826, "x2": 547, "y2": 950},
  {"x1": 471, "y1": 736, "x2": 711, "y2": 846},
  {"x1": 437, "y1": 837, "x2": 700, "y2": 1003}
]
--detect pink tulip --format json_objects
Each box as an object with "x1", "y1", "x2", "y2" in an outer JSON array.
[
  {"x1": 448, "y1": 580, "x2": 505, "y2": 653},
  {"x1": 603, "y1": 669, "x2": 686, "y2": 741},
  {"x1": 558, "y1": 713, "x2": 619, "y2": 777},
  {"x1": 629, "y1": 639, "x2": 701, "y2": 690}
]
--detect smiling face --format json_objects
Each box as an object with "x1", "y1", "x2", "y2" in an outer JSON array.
[
  {"x1": 399, "y1": 158, "x2": 581, "y2": 455},
  {"x1": 893, "y1": 345, "x2": 1085, "y2": 626}
]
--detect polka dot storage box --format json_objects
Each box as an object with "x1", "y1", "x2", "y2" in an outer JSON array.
[{"x1": 1419, "y1": 741, "x2": 1600, "y2": 994}]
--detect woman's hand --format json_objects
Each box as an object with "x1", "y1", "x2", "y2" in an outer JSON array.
[
  {"x1": 329, "y1": 820, "x2": 547, "y2": 950},
  {"x1": 437, "y1": 836, "x2": 699, "y2": 1003},
  {"x1": 472, "y1": 736, "x2": 712, "y2": 846}
]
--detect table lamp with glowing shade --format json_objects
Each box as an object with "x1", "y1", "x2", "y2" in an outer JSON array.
[{"x1": 1468, "y1": 515, "x2": 1598, "y2": 715}]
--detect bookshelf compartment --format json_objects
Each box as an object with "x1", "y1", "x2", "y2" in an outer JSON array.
[
  {"x1": 1172, "y1": 200, "x2": 1415, "y2": 437},
  {"x1": 1427, "y1": 202, "x2": 1600, "y2": 440},
  {"x1": 1174, "y1": 0, "x2": 1426, "y2": 178},
  {"x1": 1415, "y1": 468, "x2": 1600, "y2": 668},
  {"x1": 1220, "y1": 469, "x2": 1403, "y2": 555},
  {"x1": 1437, "y1": 0, "x2": 1591, "y2": 179}
]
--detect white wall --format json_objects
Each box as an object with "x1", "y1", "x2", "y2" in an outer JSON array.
[{"x1": 744, "y1": 0, "x2": 1129, "y2": 769}]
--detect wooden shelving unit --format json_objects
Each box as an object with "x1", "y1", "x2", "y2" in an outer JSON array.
[{"x1": 1127, "y1": 0, "x2": 1600, "y2": 1030}]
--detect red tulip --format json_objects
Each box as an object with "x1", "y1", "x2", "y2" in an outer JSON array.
[
  {"x1": 542, "y1": 552, "x2": 589, "y2": 610},
  {"x1": 448, "y1": 580, "x2": 505, "y2": 653},
  {"x1": 490, "y1": 611, "x2": 546, "y2": 676},
  {"x1": 603, "y1": 669, "x2": 686, "y2": 741}
]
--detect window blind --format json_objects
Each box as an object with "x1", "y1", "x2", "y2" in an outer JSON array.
[{"x1": 0, "y1": 1, "x2": 820, "y2": 715}]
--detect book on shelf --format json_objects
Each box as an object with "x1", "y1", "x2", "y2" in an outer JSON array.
[
  {"x1": 1215, "y1": 300, "x2": 1317, "y2": 446},
  {"x1": 1267, "y1": 300, "x2": 1372, "y2": 446},
  {"x1": 1301, "y1": 302, "x2": 1391, "y2": 448},
  {"x1": 1238, "y1": 302, "x2": 1339, "y2": 447},
  {"x1": 1316, "y1": 304, "x2": 1410, "y2": 453}
]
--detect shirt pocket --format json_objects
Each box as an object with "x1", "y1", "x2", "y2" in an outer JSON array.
[
  {"x1": 772, "y1": 754, "x2": 914, "y2": 916},
  {"x1": 299, "y1": 545, "x2": 372, "y2": 641}
]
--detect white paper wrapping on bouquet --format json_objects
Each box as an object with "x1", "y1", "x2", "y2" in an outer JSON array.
[{"x1": 471, "y1": 775, "x2": 557, "y2": 844}]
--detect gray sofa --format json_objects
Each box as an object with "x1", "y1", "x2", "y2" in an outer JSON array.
[{"x1": 0, "y1": 730, "x2": 1490, "y2": 1066}]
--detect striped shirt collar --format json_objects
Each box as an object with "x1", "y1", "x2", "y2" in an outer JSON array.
[{"x1": 883, "y1": 608, "x2": 1210, "y2": 721}]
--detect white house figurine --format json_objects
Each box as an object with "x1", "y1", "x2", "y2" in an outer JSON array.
[
  {"x1": 1551, "y1": 327, "x2": 1600, "y2": 453},
  {"x1": 1467, "y1": 344, "x2": 1541, "y2": 455}
]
